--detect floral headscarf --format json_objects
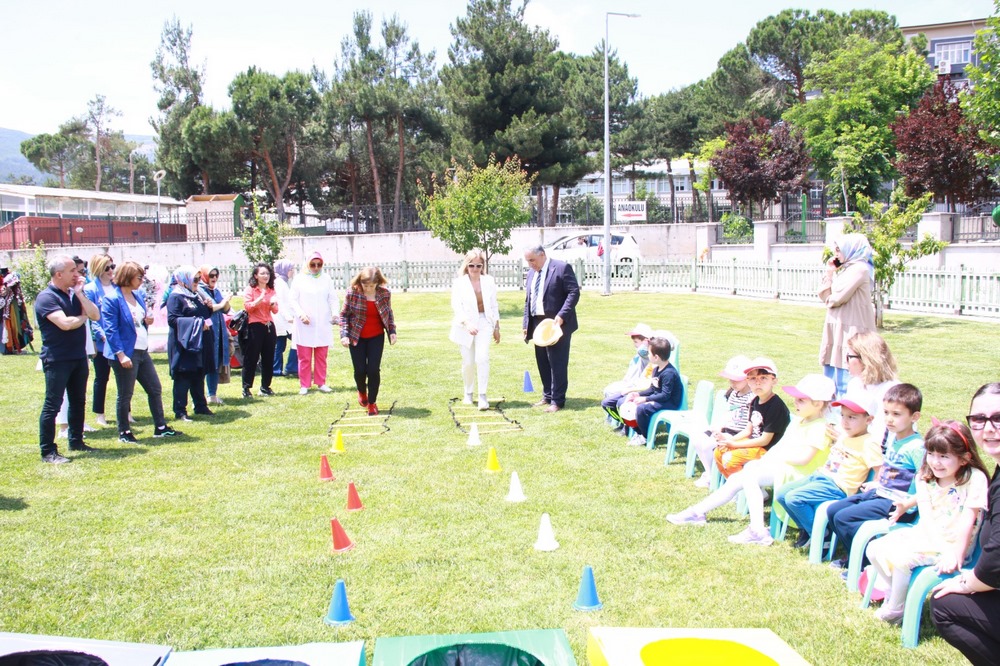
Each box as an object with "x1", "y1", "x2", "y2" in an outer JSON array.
[
  {"x1": 172, "y1": 265, "x2": 199, "y2": 296},
  {"x1": 836, "y1": 233, "x2": 874, "y2": 284},
  {"x1": 274, "y1": 260, "x2": 296, "y2": 281}
]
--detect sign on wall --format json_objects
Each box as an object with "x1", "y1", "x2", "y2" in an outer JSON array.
[{"x1": 614, "y1": 200, "x2": 646, "y2": 222}]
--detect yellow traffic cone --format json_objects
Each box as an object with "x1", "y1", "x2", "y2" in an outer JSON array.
[
  {"x1": 331, "y1": 429, "x2": 346, "y2": 454},
  {"x1": 486, "y1": 446, "x2": 501, "y2": 472}
]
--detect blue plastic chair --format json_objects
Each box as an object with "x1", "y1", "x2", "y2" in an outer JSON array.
[
  {"x1": 660, "y1": 380, "x2": 715, "y2": 463},
  {"x1": 685, "y1": 389, "x2": 731, "y2": 478},
  {"x1": 808, "y1": 499, "x2": 839, "y2": 563},
  {"x1": 644, "y1": 374, "x2": 689, "y2": 450}
]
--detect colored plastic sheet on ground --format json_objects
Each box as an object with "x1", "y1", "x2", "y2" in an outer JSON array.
[
  {"x1": 0, "y1": 632, "x2": 172, "y2": 666},
  {"x1": 164, "y1": 640, "x2": 364, "y2": 665},
  {"x1": 585, "y1": 627, "x2": 810, "y2": 666},
  {"x1": 374, "y1": 629, "x2": 576, "y2": 666}
]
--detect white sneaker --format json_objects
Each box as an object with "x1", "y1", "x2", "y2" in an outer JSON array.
[
  {"x1": 728, "y1": 527, "x2": 774, "y2": 546},
  {"x1": 208, "y1": 395, "x2": 224, "y2": 405},
  {"x1": 666, "y1": 509, "x2": 706, "y2": 526},
  {"x1": 627, "y1": 434, "x2": 646, "y2": 447},
  {"x1": 299, "y1": 388, "x2": 309, "y2": 395},
  {"x1": 82, "y1": 423, "x2": 97, "y2": 433},
  {"x1": 874, "y1": 606, "x2": 904, "y2": 624},
  {"x1": 478, "y1": 397, "x2": 490, "y2": 411},
  {"x1": 317, "y1": 385, "x2": 332, "y2": 393},
  {"x1": 694, "y1": 472, "x2": 711, "y2": 488},
  {"x1": 463, "y1": 393, "x2": 474, "y2": 405},
  {"x1": 94, "y1": 414, "x2": 108, "y2": 427}
]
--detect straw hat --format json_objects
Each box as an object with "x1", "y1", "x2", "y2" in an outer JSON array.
[{"x1": 532, "y1": 318, "x2": 563, "y2": 347}]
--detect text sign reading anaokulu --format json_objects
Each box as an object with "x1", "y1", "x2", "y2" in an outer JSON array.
[{"x1": 614, "y1": 200, "x2": 646, "y2": 221}]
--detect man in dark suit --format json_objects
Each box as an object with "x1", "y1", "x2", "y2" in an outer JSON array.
[{"x1": 522, "y1": 245, "x2": 580, "y2": 412}]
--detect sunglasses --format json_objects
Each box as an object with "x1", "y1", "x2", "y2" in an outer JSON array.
[
  {"x1": 209, "y1": 272, "x2": 219, "y2": 278},
  {"x1": 105, "y1": 264, "x2": 116, "y2": 272},
  {"x1": 468, "y1": 264, "x2": 483, "y2": 269},
  {"x1": 310, "y1": 262, "x2": 323, "y2": 268},
  {"x1": 966, "y1": 413, "x2": 1000, "y2": 430}
]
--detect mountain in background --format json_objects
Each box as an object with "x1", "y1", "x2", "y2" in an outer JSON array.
[{"x1": 0, "y1": 127, "x2": 157, "y2": 186}]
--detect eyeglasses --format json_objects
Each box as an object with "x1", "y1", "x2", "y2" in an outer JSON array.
[
  {"x1": 966, "y1": 413, "x2": 1000, "y2": 430},
  {"x1": 468, "y1": 264, "x2": 483, "y2": 269},
  {"x1": 846, "y1": 354, "x2": 861, "y2": 361},
  {"x1": 209, "y1": 272, "x2": 219, "y2": 278},
  {"x1": 105, "y1": 264, "x2": 116, "y2": 272}
]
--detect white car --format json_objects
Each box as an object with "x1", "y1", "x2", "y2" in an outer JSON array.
[{"x1": 544, "y1": 233, "x2": 642, "y2": 276}]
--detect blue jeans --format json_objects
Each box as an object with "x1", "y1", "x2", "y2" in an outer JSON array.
[
  {"x1": 273, "y1": 335, "x2": 288, "y2": 375},
  {"x1": 823, "y1": 364, "x2": 850, "y2": 397},
  {"x1": 39, "y1": 357, "x2": 89, "y2": 456},
  {"x1": 775, "y1": 473, "x2": 846, "y2": 534}
]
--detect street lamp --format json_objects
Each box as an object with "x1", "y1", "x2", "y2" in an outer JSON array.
[
  {"x1": 140, "y1": 175, "x2": 147, "y2": 196},
  {"x1": 604, "y1": 11, "x2": 639, "y2": 296}
]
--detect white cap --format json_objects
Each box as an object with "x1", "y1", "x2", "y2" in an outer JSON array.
[
  {"x1": 783, "y1": 374, "x2": 836, "y2": 402},
  {"x1": 628, "y1": 323, "x2": 653, "y2": 339},
  {"x1": 832, "y1": 387, "x2": 877, "y2": 415},
  {"x1": 720, "y1": 355, "x2": 752, "y2": 381}
]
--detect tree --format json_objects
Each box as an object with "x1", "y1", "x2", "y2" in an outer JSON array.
[
  {"x1": 230, "y1": 68, "x2": 319, "y2": 221},
  {"x1": 845, "y1": 193, "x2": 947, "y2": 328},
  {"x1": 710, "y1": 117, "x2": 811, "y2": 218},
  {"x1": 893, "y1": 78, "x2": 998, "y2": 209},
  {"x1": 240, "y1": 196, "x2": 284, "y2": 266},
  {"x1": 12, "y1": 241, "x2": 50, "y2": 303},
  {"x1": 417, "y1": 155, "x2": 533, "y2": 267},
  {"x1": 645, "y1": 88, "x2": 700, "y2": 220},
  {"x1": 180, "y1": 106, "x2": 247, "y2": 194},
  {"x1": 784, "y1": 35, "x2": 934, "y2": 209},
  {"x1": 86, "y1": 95, "x2": 121, "y2": 191},
  {"x1": 962, "y1": 1, "x2": 1000, "y2": 158},
  {"x1": 19, "y1": 119, "x2": 90, "y2": 188}
]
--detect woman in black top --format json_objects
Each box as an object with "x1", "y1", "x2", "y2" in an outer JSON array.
[{"x1": 931, "y1": 382, "x2": 1000, "y2": 666}]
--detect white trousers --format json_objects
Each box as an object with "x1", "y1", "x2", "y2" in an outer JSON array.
[
  {"x1": 460, "y1": 314, "x2": 492, "y2": 396},
  {"x1": 691, "y1": 458, "x2": 781, "y2": 533}
]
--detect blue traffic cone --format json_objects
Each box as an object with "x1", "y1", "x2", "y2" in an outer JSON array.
[
  {"x1": 324, "y1": 579, "x2": 356, "y2": 626},
  {"x1": 523, "y1": 370, "x2": 534, "y2": 393},
  {"x1": 573, "y1": 565, "x2": 603, "y2": 611}
]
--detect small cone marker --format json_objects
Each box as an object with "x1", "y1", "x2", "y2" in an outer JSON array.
[
  {"x1": 319, "y1": 454, "x2": 335, "y2": 482},
  {"x1": 573, "y1": 565, "x2": 603, "y2": 611},
  {"x1": 486, "y1": 446, "x2": 501, "y2": 472},
  {"x1": 324, "y1": 579, "x2": 355, "y2": 626},
  {"x1": 505, "y1": 471, "x2": 526, "y2": 502},
  {"x1": 523, "y1": 370, "x2": 534, "y2": 393},
  {"x1": 331, "y1": 429, "x2": 345, "y2": 454},
  {"x1": 346, "y1": 482, "x2": 364, "y2": 511},
  {"x1": 534, "y1": 512, "x2": 559, "y2": 551},
  {"x1": 330, "y1": 517, "x2": 355, "y2": 553},
  {"x1": 467, "y1": 422, "x2": 482, "y2": 447}
]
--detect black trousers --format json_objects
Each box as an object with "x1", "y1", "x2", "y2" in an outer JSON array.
[
  {"x1": 932, "y1": 590, "x2": 1000, "y2": 666},
  {"x1": 39, "y1": 357, "x2": 89, "y2": 457},
  {"x1": 242, "y1": 322, "x2": 276, "y2": 390},
  {"x1": 531, "y1": 315, "x2": 572, "y2": 407},
  {"x1": 91, "y1": 353, "x2": 111, "y2": 414},
  {"x1": 349, "y1": 333, "x2": 385, "y2": 403},
  {"x1": 173, "y1": 369, "x2": 208, "y2": 417},
  {"x1": 111, "y1": 349, "x2": 166, "y2": 433}
]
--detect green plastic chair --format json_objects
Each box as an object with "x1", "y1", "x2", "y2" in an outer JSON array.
[
  {"x1": 659, "y1": 380, "x2": 715, "y2": 463},
  {"x1": 643, "y1": 374, "x2": 689, "y2": 450}
]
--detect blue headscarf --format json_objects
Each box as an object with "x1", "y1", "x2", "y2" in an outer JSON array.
[
  {"x1": 274, "y1": 259, "x2": 296, "y2": 281},
  {"x1": 172, "y1": 265, "x2": 199, "y2": 296},
  {"x1": 836, "y1": 233, "x2": 874, "y2": 284}
]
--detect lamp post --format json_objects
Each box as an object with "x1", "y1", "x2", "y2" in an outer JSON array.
[
  {"x1": 140, "y1": 175, "x2": 147, "y2": 196},
  {"x1": 604, "y1": 11, "x2": 639, "y2": 296}
]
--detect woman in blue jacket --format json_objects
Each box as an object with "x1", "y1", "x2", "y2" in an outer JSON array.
[
  {"x1": 84, "y1": 253, "x2": 114, "y2": 426},
  {"x1": 102, "y1": 261, "x2": 179, "y2": 443}
]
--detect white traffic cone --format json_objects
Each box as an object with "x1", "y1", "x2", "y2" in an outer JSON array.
[
  {"x1": 505, "y1": 471, "x2": 527, "y2": 502},
  {"x1": 534, "y1": 512, "x2": 559, "y2": 551}
]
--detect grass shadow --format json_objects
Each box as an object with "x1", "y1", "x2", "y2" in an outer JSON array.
[
  {"x1": 190, "y1": 409, "x2": 252, "y2": 425},
  {"x1": 881, "y1": 317, "x2": 969, "y2": 334},
  {"x1": 391, "y1": 406, "x2": 432, "y2": 419},
  {"x1": 0, "y1": 496, "x2": 29, "y2": 511},
  {"x1": 74, "y1": 447, "x2": 149, "y2": 460}
]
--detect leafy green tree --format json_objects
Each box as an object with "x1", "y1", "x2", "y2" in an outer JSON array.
[
  {"x1": 230, "y1": 68, "x2": 319, "y2": 221},
  {"x1": 86, "y1": 94, "x2": 121, "y2": 191},
  {"x1": 846, "y1": 192, "x2": 946, "y2": 328},
  {"x1": 240, "y1": 196, "x2": 284, "y2": 266},
  {"x1": 12, "y1": 241, "x2": 51, "y2": 304},
  {"x1": 19, "y1": 120, "x2": 90, "y2": 188},
  {"x1": 962, "y1": 1, "x2": 1000, "y2": 156},
  {"x1": 180, "y1": 106, "x2": 247, "y2": 194},
  {"x1": 645, "y1": 88, "x2": 700, "y2": 219},
  {"x1": 417, "y1": 155, "x2": 533, "y2": 266},
  {"x1": 784, "y1": 35, "x2": 934, "y2": 209}
]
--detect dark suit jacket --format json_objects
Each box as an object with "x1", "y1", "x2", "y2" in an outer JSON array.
[{"x1": 522, "y1": 258, "x2": 580, "y2": 340}]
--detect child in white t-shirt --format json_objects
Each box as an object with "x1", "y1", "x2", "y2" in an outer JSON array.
[{"x1": 691, "y1": 355, "x2": 754, "y2": 487}]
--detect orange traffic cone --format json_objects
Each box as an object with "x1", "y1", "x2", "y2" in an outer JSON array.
[
  {"x1": 330, "y1": 517, "x2": 355, "y2": 553},
  {"x1": 319, "y1": 454, "x2": 335, "y2": 482},
  {"x1": 346, "y1": 482, "x2": 364, "y2": 511}
]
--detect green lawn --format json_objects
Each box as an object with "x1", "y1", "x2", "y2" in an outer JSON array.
[{"x1": 1, "y1": 291, "x2": 995, "y2": 665}]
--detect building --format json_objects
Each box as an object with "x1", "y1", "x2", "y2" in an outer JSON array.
[{"x1": 902, "y1": 17, "x2": 990, "y2": 84}]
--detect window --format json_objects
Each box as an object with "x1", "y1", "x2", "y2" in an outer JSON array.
[
  {"x1": 674, "y1": 178, "x2": 686, "y2": 192},
  {"x1": 612, "y1": 179, "x2": 629, "y2": 195},
  {"x1": 935, "y1": 41, "x2": 972, "y2": 65}
]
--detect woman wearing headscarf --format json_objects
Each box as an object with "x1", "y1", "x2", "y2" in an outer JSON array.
[
  {"x1": 289, "y1": 251, "x2": 339, "y2": 395},
  {"x1": 84, "y1": 253, "x2": 115, "y2": 426},
  {"x1": 340, "y1": 266, "x2": 396, "y2": 415},
  {"x1": 166, "y1": 265, "x2": 215, "y2": 420},
  {"x1": 818, "y1": 233, "x2": 876, "y2": 396},
  {"x1": 198, "y1": 264, "x2": 231, "y2": 405},
  {"x1": 449, "y1": 249, "x2": 500, "y2": 410},
  {"x1": 241, "y1": 263, "x2": 279, "y2": 398},
  {"x1": 272, "y1": 259, "x2": 297, "y2": 379}
]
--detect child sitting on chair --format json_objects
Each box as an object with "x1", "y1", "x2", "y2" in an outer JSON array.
[
  {"x1": 712, "y1": 358, "x2": 791, "y2": 478},
  {"x1": 776, "y1": 386, "x2": 883, "y2": 549},
  {"x1": 618, "y1": 335, "x2": 683, "y2": 448},
  {"x1": 865, "y1": 419, "x2": 988, "y2": 624},
  {"x1": 690, "y1": 355, "x2": 754, "y2": 487},
  {"x1": 601, "y1": 323, "x2": 652, "y2": 433},
  {"x1": 667, "y1": 373, "x2": 834, "y2": 546}
]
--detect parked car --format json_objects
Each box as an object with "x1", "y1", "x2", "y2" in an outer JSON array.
[{"x1": 544, "y1": 233, "x2": 642, "y2": 276}]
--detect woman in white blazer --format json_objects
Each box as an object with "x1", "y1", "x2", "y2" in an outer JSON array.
[
  {"x1": 449, "y1": 249, "x2": 500, "y2": 410},
  {"x1": 288, "y1": 251, "x2": 339, "y2": 395}
]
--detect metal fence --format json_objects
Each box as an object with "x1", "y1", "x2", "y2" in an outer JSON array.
[
  {"x1": 954, "y1": 215, "x2": 1000, "y2": 242},
  {"x1": 215, "y1": 259, "x2": 1000, "y2": 320}
]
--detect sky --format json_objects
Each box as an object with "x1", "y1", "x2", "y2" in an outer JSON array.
[{"x1": 0, "y1": 0, "x2": 993, "y2": 137}]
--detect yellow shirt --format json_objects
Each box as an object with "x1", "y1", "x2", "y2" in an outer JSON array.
[{"x1": 818, "y1": 432, "x2": 883, "y2": 495}]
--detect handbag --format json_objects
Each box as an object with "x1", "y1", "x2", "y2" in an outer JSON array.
[
  {"x1": 231, "y1": 308, "x2": 249, "y2": 335},
  {"x1": 218, "y1": 363, "x2": 231, "y2": 384}
]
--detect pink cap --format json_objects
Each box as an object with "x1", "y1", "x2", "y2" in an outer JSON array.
[
  {"x1": 720, "y1": 355, "x2": 751, "y2": 381},
  {"x1": 744, "y1": 357, "x2": 778, "y2": 376},
  {"x1": 832, "y1": 387, "x2": 877, "y2": 415}
]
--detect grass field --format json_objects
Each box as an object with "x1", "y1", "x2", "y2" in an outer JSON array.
[{"x1": 1, "y1": 291, "x2": 996, "y2": 665}]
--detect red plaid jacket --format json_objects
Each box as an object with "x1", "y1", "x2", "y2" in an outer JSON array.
[{"x1": 339, "y1": 286, "x2": 396, "y2": 343}]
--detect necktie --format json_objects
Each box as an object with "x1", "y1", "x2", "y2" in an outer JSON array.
[{"x1": 532, "y1": 271, "x2": 542, "y2": 316}]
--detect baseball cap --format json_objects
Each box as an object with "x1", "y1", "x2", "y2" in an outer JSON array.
[
  {"x1": 720, "y1": 355, "x2": 752, "y2": 381},
  {"x1": 783, "y1": 374, "x2": 836, "y2": 402},
  {"x1": 744, "y1": 357, "x2": 778, "y2": 376},
  {"x1": 832, "y1": 387, "x2": 877, "y2": 415},
  {"x1": 628, "y1": 323, "x2": 653, "y2": 339}
]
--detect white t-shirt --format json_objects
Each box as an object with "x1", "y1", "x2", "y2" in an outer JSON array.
[{"x1": 128, "y1": 298, "x2": 149, "y2": 351}]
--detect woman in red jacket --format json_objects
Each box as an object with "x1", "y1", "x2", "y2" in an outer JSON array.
[{"x1": 340, "y1": 266, "x2": 396, "y2": 415}]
